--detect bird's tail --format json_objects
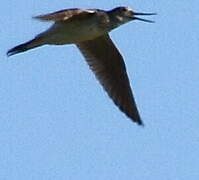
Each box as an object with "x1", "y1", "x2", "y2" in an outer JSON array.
[{"x1": 7, "y1": 36, "x2": 45, "y2": 57}]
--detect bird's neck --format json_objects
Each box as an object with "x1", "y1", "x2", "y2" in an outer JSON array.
[{"x1": 108, "y1": 12, "x2": 128, "y2": 30}]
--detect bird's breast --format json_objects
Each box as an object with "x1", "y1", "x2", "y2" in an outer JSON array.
[{"x1": 44, "y1": 18, "x2": 108, "y2": 45}]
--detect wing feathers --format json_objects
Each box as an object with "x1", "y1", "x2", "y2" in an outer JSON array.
[
  {"x1": 33, "y1": 8, "x2": 96, "y2": 22},
  {"x1": 76, "y1": 35, "x2": 143, "y2": 125}
]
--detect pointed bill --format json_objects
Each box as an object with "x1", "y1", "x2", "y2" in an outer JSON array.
[{"x1": 133, "y1": 12, "x2": 156, "y2": 23}]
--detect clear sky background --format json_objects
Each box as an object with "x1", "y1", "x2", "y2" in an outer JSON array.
[{"x1": 1, "y1": 0, "x2": 199, "y2": 179}]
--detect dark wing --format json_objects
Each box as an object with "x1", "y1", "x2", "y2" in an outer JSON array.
[
  {"x1": 76, "y1": 35, "x2": 143, "y2": 125},
  {"x1": 33, "y1": 8, "x2": 96, "y2": 22}
]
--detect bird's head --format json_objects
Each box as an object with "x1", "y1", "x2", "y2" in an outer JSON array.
[{"x1": 109, "y1": 6, "x2": 156, "y2": 26}]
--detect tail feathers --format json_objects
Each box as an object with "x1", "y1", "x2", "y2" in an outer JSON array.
[{"x1": 7, "y1": 37, "x2": 45, "y2": 57}]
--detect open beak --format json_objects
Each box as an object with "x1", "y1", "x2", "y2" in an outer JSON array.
[{"x1": 133, "y1": 12, "x2": 156, "y2": 23}]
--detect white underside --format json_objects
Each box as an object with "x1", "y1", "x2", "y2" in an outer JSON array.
[{"x1": 38, "y1": 19, "x2": 108, "y2": 45}]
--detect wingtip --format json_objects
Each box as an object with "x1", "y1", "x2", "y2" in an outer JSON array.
[
  {"x1": 133, "y1": 117, "x2": 144, "y2": 126},
  {"x1": 32, "y1": 14, "x2": 56, "y2": 21},
  {"x1": 6, "y1": 49, "x2": 15, "y2": 57},
  {"x1": 32, "y1": 15, "x2": 38, "y2": 20},
  {"x1": 32, "y1": 15, "x2": 49, "y2": 21},
  {"x1": 128, "y1": 109, "x2": 144, "y2": 126},
  {"x1": 32, "y1": 15, "x2": 45, "y2": 21},
  {"x1": 6, "y1": 46, "x2": 23, "y2": 57},
  {"x1": 137, "y1": 120, "x2": 144, "y2": 126}
]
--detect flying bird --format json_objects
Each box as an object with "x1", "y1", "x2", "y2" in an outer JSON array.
[{"x1": 7, "y1": 7, "x2": 156, "y2": 125}]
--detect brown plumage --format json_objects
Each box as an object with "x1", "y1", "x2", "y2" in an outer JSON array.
[
  {"x1": 77, "y1": 35, "x2": 142, "y2": 124},
  {"x1": 7, "y1": 7, "x2": 156, "y2": 125}
]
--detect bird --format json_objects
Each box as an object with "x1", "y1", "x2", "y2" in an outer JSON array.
[{"x1": 7, "y1": 6, "x2": 156, "y2": 125}]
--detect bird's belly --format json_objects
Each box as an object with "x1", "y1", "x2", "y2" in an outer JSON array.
[{"x1": 44, "y1": 22, "x2": 106, "y2": 45}]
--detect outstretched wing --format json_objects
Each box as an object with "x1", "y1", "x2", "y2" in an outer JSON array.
[
  {"x1": 76, "y1": 34, "x2": 143, "y2": 125},
  {"x1": 33, "y1": 8, "x2": 96, "y2": 22}
]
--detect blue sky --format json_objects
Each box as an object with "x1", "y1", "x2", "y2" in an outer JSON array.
[{"x1": 1, "y1": 0, "x2": 199, "y2": 179}]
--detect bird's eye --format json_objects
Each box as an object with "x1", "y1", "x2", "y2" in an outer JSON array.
[{"x1": 120, "y1": 7, "x2": 129, "y2": 13}]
